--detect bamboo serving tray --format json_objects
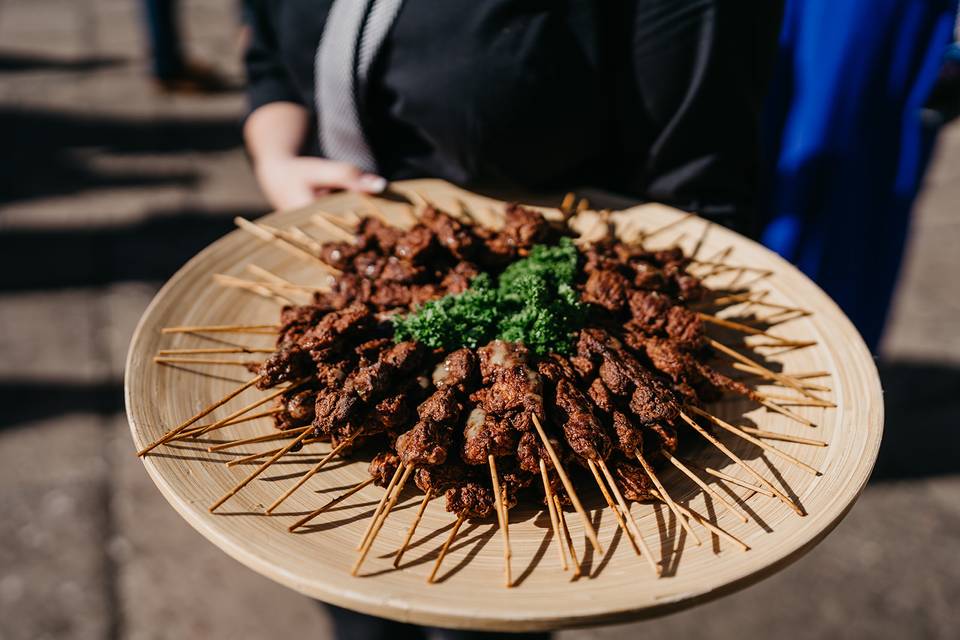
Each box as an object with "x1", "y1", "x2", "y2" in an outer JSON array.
[{"x1": 124, "y1": 179, "x2": 883, "y2": 631}]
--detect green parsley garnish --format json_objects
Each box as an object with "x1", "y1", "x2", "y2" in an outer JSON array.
[{"x1": 392, "y1": 237, "x2": 585, "y2": 355}]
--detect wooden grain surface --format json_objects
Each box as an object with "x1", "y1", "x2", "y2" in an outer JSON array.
[{"x1": 124, "y1": 179, "x2": 883, "y2": 631}]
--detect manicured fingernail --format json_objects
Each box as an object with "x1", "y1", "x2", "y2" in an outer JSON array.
[{"x1": 359, "y1": 174, "x2": 387, "y2": 193}]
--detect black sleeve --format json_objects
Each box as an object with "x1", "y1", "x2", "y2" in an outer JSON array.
[
  {"x1": 243, "y1": 0, "x2": 306, "y2": 116},
  {"x1": 622, "y1": 0, "x2": 783, "y2": 232}
]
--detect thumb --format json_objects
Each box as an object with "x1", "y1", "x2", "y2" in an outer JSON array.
[{"x1": 306, "y1": 160, "x2": 387, "y2": 193}]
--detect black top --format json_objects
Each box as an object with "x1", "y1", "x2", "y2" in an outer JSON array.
[{"x1": 245, "y1": 0, "x2": 781, "y2": 227}]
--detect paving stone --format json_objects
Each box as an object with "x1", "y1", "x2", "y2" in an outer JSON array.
[
  {"x1": 107, "y1": 414, "x2": 333, "y2": 640},
  {"x1": 0, "y1": 416, "x2": 112, "y2": 640}
]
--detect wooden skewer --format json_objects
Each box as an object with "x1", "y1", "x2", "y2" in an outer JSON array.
[
  {"x1": 738, "y1": 426, "x2": 828, "y2": 447},
  {"x1": 757, "y1": 397, "x2": 817, "y2": 428},
  {"x1": 246, "y1": 264, "x2": 331, "y2": 294},
  {"x1": 755, "y1": 391, "x2": 835, "y2": 407},
  {"x1": 358, "y1": 464, "x2": 405, "y2": 550},
  {"x1": 154, "y1": 356, "x2": 257, "y2": 366},
  {"x1": 213, "y1": 273, "x2": 295, "y2": 305},
  {"x1": 587, "y1": 460, "x2": 641, "y2": 556},
  {"x1": 207, "y1": 424, "x2": 307, "y2": 452},
  {"x1": 699, "y1": 465, "x2": 775, "y2": 496},
  {"x1": 554, "y1": 496, "x2": 581, "y2": 579},
  {"x1": 748, "y1": 339, "x2": 818, "y2": 349},
  {"x1": 179, "y1": 407, "x2": 283, "y2": 440},
  {"x1": 353, "y1": 465, "x2": 414, "y2": 576},
  {"x1": 530, "y1": 414, "x2": 603, "y2": 555},
  {"x1": 575, "y1": 197, "x2": 590, "y2": 214},
  {"x1": 394, "y1": 488, "x2": 433, "y2": 567},
  {"x1": 665, "y1": 453, "x2": 749, "y2": 524},
  {"x1": 699, "y1": 312, "x2": 803, "y2": 345},
  {"x1": 539, "y1": 459, "x2": 568, "y2": 572},
  {"x1": 161, "y1": 324, "x2": 278, "y2": 334},
  {"x1": 311, "y1": 212, "x2": 359, "y2": 243},
  {"x1": 427, "y1": 516, "x2": 464, "y2": 583},
  {"x1": 265, "y1": 435, "x2": 359, "y2": 513},
  {"x1": 688, "y1": 407, "x2": 821, "y2": 476},
  {"x1": 488, "y1": 455, "x2": 513, "y2": 588},
  {"x1": 634, "y1": 449, "x2": 701, "y2": 546},
  {"x1": 595, "y1": 459, "x2": 660, "y2": 576},
  {"x1": 313, "y1": 209, "x2": 357, "y2": 233},
  {"x1": 648, "y1": 490, "x2": 749, "y2": 552},
  {"x1": 209, "y1": 427, "x2": 315, "y2": 512},
  {"x1": 709, "y1": 338, "x2": 826, "y2": 400},
  {"x1": 731, "y1": 362, "x2": 832, "y2": 392},
  {"x1": 137, "y1": 375, "x2": 262, "y2": 456},
  {"x1": 560, "y1": 192, "x2": 576, "y2": 216},
  {"x1": 192, "y1": 380, "x2": 308, "y2": 438},
  {"x1": 235, "y1": 217, "x2": 333, "y2": 272},
  {"x1": 288, "y1": 477, "x2": 376, "y2": 532},
  {"x1": 678, "y1": 411, "x2": 803, "y2": 515},
  {"x1": 225, "y1": 439, "x2": 326, "y2": 467},
  {"x1": 158, "y1": 347, "x2": 275, "y2": 356}
]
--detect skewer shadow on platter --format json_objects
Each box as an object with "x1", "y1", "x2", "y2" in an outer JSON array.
[
  {"x1": 154, "y1": 363, "x2": 249, "y2": 384},
  {"x1": 652, "y1": 502, "x2": 682, "y2": 577},
  {"x1": 408, "y1": 524, "x2": 497, "y2": 584},
  {"x1": 511, "y1": 529, "x2": 553, "y2": 587}
]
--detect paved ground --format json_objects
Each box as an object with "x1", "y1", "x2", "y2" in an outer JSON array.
[{"x1": 1, "y1": 1, "x2": 958, "y2": 639}]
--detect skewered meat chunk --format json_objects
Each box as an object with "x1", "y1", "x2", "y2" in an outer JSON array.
[
  {"x1": 350, "y1": 341, "x2": 426, "y2": 401},
  {"x1": 582, "y1": 269, "x2": 629, "y2": 312},
  {"x1": 276, "y1": 388, "x2": 316, "y2": 429},
  {"x1": 611, "y1": 410, "x2": 643, "y2": 456},
  {"x1": 421, "y1": 207, "x2": 476, "y2": 259},
  {"x1": 628, "y1": 290, "x2": 672, "y2": 333},
  {"x1": 257, "y1": 343, "x2": 314, "y2": 389},
  {"x1": 445, "y1": 481, "x2": 494, "y2": 519},
  {"x1": 501, "y1": 204, "x2": 551, "y2": 248},
  {"x1": 357, "y1": 217, "x2": 402, "y2": 253},
  {"x1": 415, "y1": 460, "x2": 470, "y2": 494},
  {"x1": 368, "y1": 451, "x2": 400, "y2": 487},
  {"x1": 587, "y1": 377, "x2": 616, "y2": 414},
  {"x1": 461, "y1": 407, "x2": 517, "y2": 465},
  {"x1": 319, "y1": 241, "x2": 358, "y2": 271},
  {"x1": 393, "y1": 225, "x2": 435, "y2": 262},
  {"x1": 432, "y1": 348, "x2": 478, "y2": 391},
  {"x1": 553, "y1": 378, "x2": 610, "y2": 461},
  {"x1": 397, "y1": 420, "x2": 454, "y2": 467},
  {"x1": 615, "y1": 460, "x2": 656, "y2": 502},
  {"x1": 439, "y1": 261, "x2": 480, "y2": 295},
  {"x1": 477, "y1": 340, "x2": 543, "y2": 423},
  {"x1": 306, "y1": 302, "x2": 374, "y2": 351}
]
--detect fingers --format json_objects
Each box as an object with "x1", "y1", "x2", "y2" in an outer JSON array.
[{"x1": 302, "y1": 159, "x2": 387, "y2": 194}]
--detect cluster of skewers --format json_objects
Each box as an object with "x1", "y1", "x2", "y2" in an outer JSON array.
[{"x1": 139, "y1": 191, "x2": 834, "y2": 586}]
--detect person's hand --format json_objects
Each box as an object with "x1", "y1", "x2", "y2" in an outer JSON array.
[{"x1": 254, "y1": 155, "x2": 387, "y2": 211}]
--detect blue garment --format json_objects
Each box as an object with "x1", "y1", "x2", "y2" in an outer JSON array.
[{"x1": 760, "y1": 0, "x2": 957, "y2": 350}]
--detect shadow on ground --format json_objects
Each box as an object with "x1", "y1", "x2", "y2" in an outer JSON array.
[
  {"x1": 0, "y1": 206, "x2": 268, "y2": 290},
  {"x1": 0, "y1": 106, "x2": 245, "y2": 204}
]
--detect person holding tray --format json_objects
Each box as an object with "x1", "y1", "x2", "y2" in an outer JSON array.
[{"x1": 239, "y1": 1, "x2": 781, "y2": 637}]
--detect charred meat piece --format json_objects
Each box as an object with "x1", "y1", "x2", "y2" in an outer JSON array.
[
  {"x1": 445, "y1": 481, "x2": 494, "y2": 519},
  {"x1": 582, "y1": 269, "x2": 629, "y2": 312},
  {"x1": 553, "y1": 378, "x2": 611, "y2": 462},
  {"x1": 278, "y1": 304, "x2": 329, "y2": 345},
  {"x1": 664, "y1": 305, "x2": 703, "y2": 349},
  {"x1": 461, "y1": 407, "x2": 517, "y2": 465},
  {"x1": 350, "y1": 341, "x2": 426, "y2": 401},
  {"x1": 611, "y1": 410, "x2": 643, "y2": 456},
  {"x1": 396, "y1": 420, "x2": 454, "y2": 467},
  {"x1": 501, "y1": 204, "x2": 551, "y2": 249},
  {"x1": 368, "y1": 451, "x2": 400, "y2": 487},
  {"x1": 319, "y1": 241, "x2": 358, "y2": 271},
  {"x1": 432, "y1": 348, "x2": 478, "y2": 391},
  {"x1": 439, "y1": 261, "x2": 480, "y2": 295},
  {"x1": 587, "y1": 377, "x2": 616, "y2": 414},
  {"x1": 276, "y1": 388, "x2": 316, "y2": 429},
  {"x1": 393, "y1": 225, "x2": 435, "y2": 262},
  {"x1": 257, "y1": 343, "x2": 314, "y2": 389},
  {"x1": 477, "y1": 340, "x2": 543, "y2": 423},
  {"x1": 421, "y1": 207, "x2": 476, "y2": 259},
  {"x1": 415, "y1": 460, "x2": 470, "y2": 494},
  {"x1": 615, "y1": 459, "x2": 656, "y2": 502},
  {"x1": 357, "y1": 217, "x2": 401, "y2": 254},
  {"x1": 627, "y1": 290, "x2": 673, "y2": 334},
  {"x1": 305, "y1": 302, "x2": 375, "y2": 355}
]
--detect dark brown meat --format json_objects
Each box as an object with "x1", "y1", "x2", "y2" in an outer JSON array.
[
  {"x1": 628, "y1": 290, "x2": 673, "y2": 333},
  {"x1": 501, "y1": 204, "x2": 551, "y2": 248},
  {"x1": 257, "y1": 343, "x2": 313, "y2": 389},
  {"x1": 587, "y1": 378, "x2": 616, "y2": 413},
  {"x1": 582, "y1": 269, "x2": 628, "y2": 312},
  {"x1": 553, "y1": 378, "x2": 610, "y2": 461},
  {"x1": 611, "y1": 410, "x2": 643, "y2": 456},
  {"x1": 421, "y1": 207, "x2": 476, "y2": 259},
  {"x1": 445, "y1": 481, "x2": 494, "y2": 519},
  {"x1": 357, "y1": 217, "x2": 401, "y2": 253},
  {"x1": 305, "y1": 302, "x2": 374, "y2": 353},
  {"x1": 393, "y1": 225, "x2": 435, "y2": 262},
  {"x1": 439, "y1": 261, "x2": 480, "y2": 295},
  {"x1": 350, "y1": 341, "x2": 426, "y2": 401},
  {"x1": 664, "y1": 305, "x2": 703, "y2": 348},
  {"x1": 368, "y1": 451, "x2": 400, "y2": 487},
  {"x1": 319, "y1": 241, "x2": 358, "y2": 271},
  {"x1": 432, "y1": 348, "x2": 477, "y2": 391},
  {"x1": 461, "y1": 407, "x2": 517, "y2": 465},
  {"x1": 396, "y1": 420, "x2": 453, "y2": 467},
  {"x1": 615, "y1": 460, "x2": 656, "y2": 502},
  {"x1": 415, "y1": 461, "x2": 470, "y2": 494},
  {"x1": 380, "y1": 256, "x2": 425, "y2": 283}
]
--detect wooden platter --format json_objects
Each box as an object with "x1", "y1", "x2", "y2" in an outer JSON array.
[{"x1": 124, "y1": 179, "x2": 883, "y2": 631}]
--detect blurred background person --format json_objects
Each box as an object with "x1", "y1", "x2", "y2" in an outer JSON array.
[
  {"x1": 141, "y1": 0, "x2": 231, "y2": 92},
  {"x1": 759, "y1": 0, "x2": 959, "y2": 350}
]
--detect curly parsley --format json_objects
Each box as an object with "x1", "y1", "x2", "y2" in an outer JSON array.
[{"x1": 392, "y1": 238, "x2": 585, "y2": 355}]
